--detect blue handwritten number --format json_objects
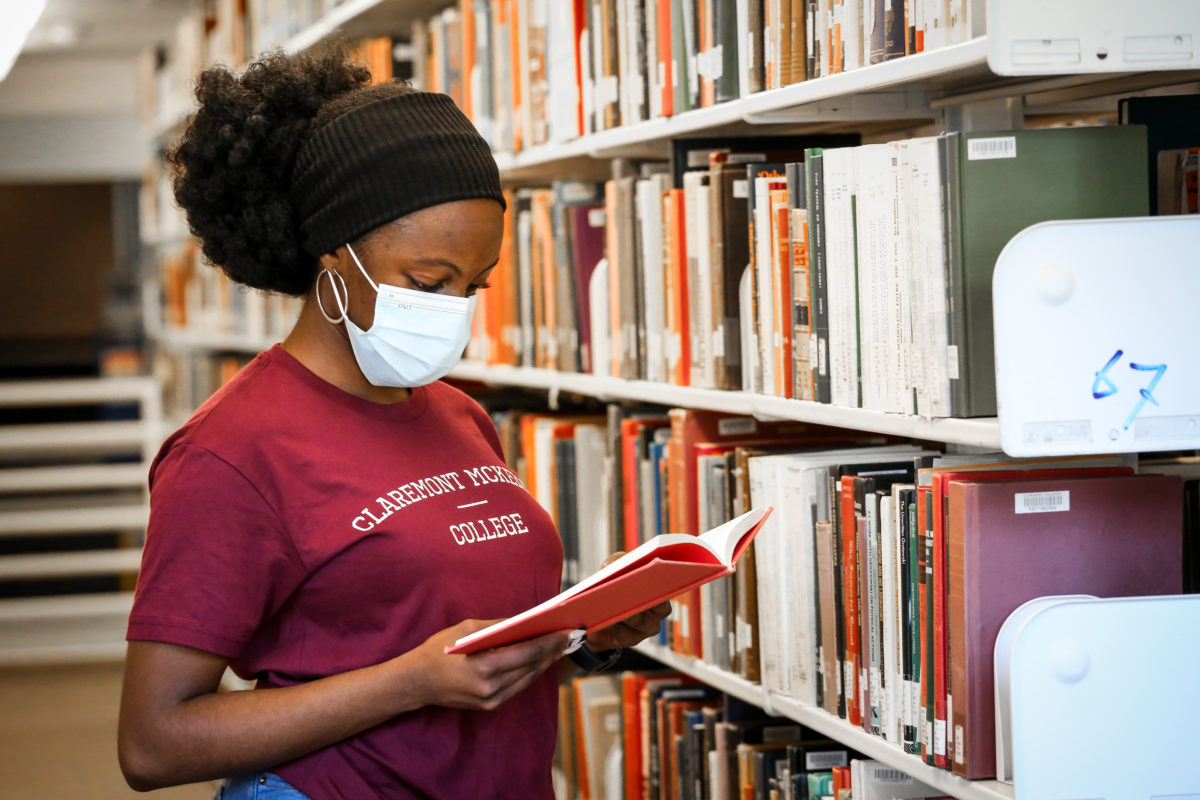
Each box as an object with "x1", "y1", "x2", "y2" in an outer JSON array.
[
  {"x1": 1092, "y1": 350, "x2": 1122, "y2": 399},
  {"x1": 1123, "y1": 362, "x2": 1167, "y2": 430}
]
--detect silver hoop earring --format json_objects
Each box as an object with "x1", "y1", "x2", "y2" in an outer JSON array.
[{"x1": 316, "y1": 268, "x2": 349, "y2": 325}]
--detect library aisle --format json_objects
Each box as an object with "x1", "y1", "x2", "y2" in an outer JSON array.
[{"x1": 1, "y1": 1, "x2": 1198, "y2": 799}]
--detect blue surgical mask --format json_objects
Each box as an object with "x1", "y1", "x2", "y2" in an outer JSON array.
[{"x1": 316, "y1": 243, "x2": 476, "y2": 388}]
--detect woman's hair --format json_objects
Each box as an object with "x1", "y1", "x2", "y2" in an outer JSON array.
[{"x1": 167, "y1": 45, "x2": 414, "y2": 296}]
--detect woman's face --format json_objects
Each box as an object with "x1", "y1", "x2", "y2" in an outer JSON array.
[{"x1": 321, "y1": 198, "x2": 504, "y2": 331}]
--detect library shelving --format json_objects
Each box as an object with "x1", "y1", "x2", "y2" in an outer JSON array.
[
  {"x1": 138, "y1": 0, "x2": 1199, "y2": 796},
  {"x1": 636, "y1": 642, "x2": 1014, "y2": 800},
  {"x1": 450, "y1": 361, "x2": 1001, "y2": 449}
]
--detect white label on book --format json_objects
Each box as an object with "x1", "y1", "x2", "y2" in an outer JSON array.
[
  {"x1": 925, "y1": 720, "x2": 933, "y2": 750},
  {"x1": 869, "y1": 766, "x2": 914, "y2": 783},
  {"x1": 806, "y1": 750, "x2": 849, "y2": 770},
  {"x1": 604, "y1": 711, "x2": 621, "y2": 733},
  {"x1": 718, "y1": 417, "x2": 757, "y2": 436},
  {"x1": 934, "y1": 718, "x2": 947, "y2": 756},
  {"x1": 955, "y1": 724, "x2": 965, "y2": 763},
  {"x1": 712, "y1": 326, "x2": 725, "y2": 358},
  {"x1": 588, "y1": 208, "x2": 606, "y2": 228},
  {"x1": 735, "y1": 618, "x2": 752, "y2": 653},
  {"x1": 1015, "y1": 490, "x2": 1070, "y2": 514},
  {"x1": 946, "y1": 344, "x2": 960, "y2": 379},
  {"x1": 630, "y1": 73, "x2": 645, "y2": 106},
  {"x1": 967, "y1": 136, "x2": 1017, "y2": 161},
  {"x1": 599, "y1": 75, "x2": 619, "y2": 107},
  {"x1": 733, "y1": 179, "x2": 749, "y2": 198}
]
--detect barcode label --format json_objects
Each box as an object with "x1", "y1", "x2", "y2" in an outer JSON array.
[
  {"x1": 968, "y1": 136, "x2": 1018, "y2": 160},
  {"x1": 588, "y1": 208, "x2": 606, "y2": 227},
  {"x1": 719, "y1": 417, "x2": 757, "y2": 436},
  {"x1": 869, "y1": 766, "x2": 913, "y2": 783},
  {"x1": 733, "y1": 179, "x2": 749, "y2": 198},
  {"x1": 955, "y1": 724, "x2": 965, "y2": 763},
  {"x1": 1015, "y1": 491, "x2": 1070, "y2": 514},
  {"x1": 807, "y1": 750, "x2": 849, "y2": 770}
]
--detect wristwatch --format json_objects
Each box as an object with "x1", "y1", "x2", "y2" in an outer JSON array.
[{"x1": 566, "y1": 631, "x2": 622, "y2": 673}]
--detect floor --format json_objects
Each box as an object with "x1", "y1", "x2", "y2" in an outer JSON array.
[{"x1": 0, "y1": 661, "x2": 217, "y2": 799}]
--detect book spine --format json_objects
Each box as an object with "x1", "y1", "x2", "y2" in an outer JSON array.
[
  {"x1": 840, "y1": 476, "x2": 861, "y2": 728},
  {"x1": 920, "y1": 486, "x2": 935, "y2": 765},
  {"x1": 901, "y1": 488, "x2": 918, "y2": 754},
  {"x1": 932, "y1": 482, "x2": 949, "y2": 768},
  {"x1": 805, "y1": 150, "x2": 830, "y2": 404},
  {"x1": 939, "y1": 132, "x2": 967, "y2": 417}
]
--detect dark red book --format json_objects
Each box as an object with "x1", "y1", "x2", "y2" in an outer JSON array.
[{"x1": 946, "y1": 473, "x2": 1182, "y2": 779}]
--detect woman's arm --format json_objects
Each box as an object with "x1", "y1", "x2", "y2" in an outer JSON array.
[{"x1": 118, "y1": 620, "x2": 569, "y2": 791}]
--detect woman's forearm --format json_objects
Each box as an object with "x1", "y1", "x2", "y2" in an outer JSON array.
[{"x1": 119, "y1": 644, "x2": 428, "y2": 790}]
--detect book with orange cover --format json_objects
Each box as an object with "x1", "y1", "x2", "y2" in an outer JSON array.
[
  {"x1": 448, "y1": 507, "x2": 772, "y2": 654},
  {"x1": 622, "y1": 672, "x2": 688, "y2": 800},
  {"x1": 656, "y1": 0, "x2": 673, "y2": 118},
  {"x1": 664, "y1": 187, "x2": 691, "y2": 386}
]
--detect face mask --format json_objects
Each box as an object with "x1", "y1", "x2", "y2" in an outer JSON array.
[{"x1": 316, "y1": 243, "x2": 476, "y2": 388}]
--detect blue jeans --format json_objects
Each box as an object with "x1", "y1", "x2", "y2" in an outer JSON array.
[{"x1": 215, "y1": 771, "x2": 311, "y2": 800}]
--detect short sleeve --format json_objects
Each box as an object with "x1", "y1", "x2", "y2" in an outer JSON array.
[{"x1": 127, "y1": 442, "x2": 308, "y2": 659}]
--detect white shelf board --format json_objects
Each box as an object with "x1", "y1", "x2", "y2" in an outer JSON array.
[
  {"x1": 0, "y1": 464, "x2": 148, "y2": 494},
  {"x1": 158, "y1": 326, "x2": 278, "y2": 354},
  {"x1": 0, "y1": 549, "x2": 143, "y2": 581},
  {"x1": 0, "y1": 421, "x2": 152, "y2": 458},
  {"x1": 0, "y1": 505, "x2": 148, "y2": 538},
  {"x1": 495, "y1": 38, "x2": 991, "y2": 178},
  {"x1": 637, "y1": 642, "x2": 1014, "y2": 800},
  {"x1": 0, "y1": 377, "x2": 159, "y2": 408},
  {"x1": 0, "y1": 592, "x2": 134, "y2": 621},
  {"x1": 280, "y1": 0, "x2": 390, "y2": 52},
  {"x1": 279, "y1": 0, "x2": 450, "y2": 53},
  {"x1": 449, "y1": 361, "x2": 1001, "y2": 448}
]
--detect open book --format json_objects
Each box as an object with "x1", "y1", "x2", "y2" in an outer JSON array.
[{"x1": 446, "y1": 506, "x2": 773, "y2": 655}]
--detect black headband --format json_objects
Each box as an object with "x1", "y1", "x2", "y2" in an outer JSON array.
[{"x1": 290, "y1": 91, "x2": 505, "y2": 258}]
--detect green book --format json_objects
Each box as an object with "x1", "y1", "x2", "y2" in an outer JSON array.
[{"x1": 941, "y1": 126, "x2": 1149, "y2": 417}]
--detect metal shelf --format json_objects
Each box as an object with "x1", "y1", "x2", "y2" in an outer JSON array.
[
  {"x1": 449, "y1": 361, "x2": 1001, "y2": 448},
  {"x1": 637, "y1": 643, "x2": 1015, "y2": 800}
]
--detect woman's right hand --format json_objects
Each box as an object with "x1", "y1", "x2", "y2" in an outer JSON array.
[{"x1": 407, "y1": 620, "x2": 571, "y2": 711}]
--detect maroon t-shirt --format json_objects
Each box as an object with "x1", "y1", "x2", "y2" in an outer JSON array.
[{"x1": 127, "y1": 346, "x2": 564, "y2": 799}]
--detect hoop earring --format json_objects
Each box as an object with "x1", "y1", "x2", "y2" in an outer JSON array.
[{"x1": 316, "y1": 268, "x2": 349, "y2": 325}]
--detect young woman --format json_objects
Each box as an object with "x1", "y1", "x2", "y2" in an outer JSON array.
[{"x1": 118, "y1": 46, "x2": 669, "y2": 800}]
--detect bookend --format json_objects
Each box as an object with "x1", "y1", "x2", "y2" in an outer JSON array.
[
  {"x1": 993, "y1": 216, "x2": 1200, "y2": 457},
  {"x1": 994, "y1": 594, "x2": 1200, "y2": 799}
]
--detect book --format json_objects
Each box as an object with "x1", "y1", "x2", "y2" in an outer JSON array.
[
  {"x1": 447, "y1": 506, "x2": 772, "y2": 654},
  {"x1": 945, "y1": 473, "x2": 1183, "y2": 779}
]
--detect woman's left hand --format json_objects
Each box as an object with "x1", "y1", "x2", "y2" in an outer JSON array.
[{"x1": 582, "y1": 551, "x2": 672, "y2": 651}]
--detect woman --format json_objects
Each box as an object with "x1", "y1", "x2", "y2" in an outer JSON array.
[{"x1": 118, "y1": 46, "x2": 668, "y2": 799}]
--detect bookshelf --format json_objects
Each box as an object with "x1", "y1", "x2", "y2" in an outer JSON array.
[
  {"x1": 637, "y1": 642, "x2": 1015, "y2": 800},
  {"x1": 450, "y1": 361, "x2": 1001, "y2": 448},
  {"x1": 139, "y1": 0, "x2": 1198, "y2": 797}
]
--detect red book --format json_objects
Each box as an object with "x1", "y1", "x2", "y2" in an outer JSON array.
[
  {"x1": 839, "y1": 476, "x2": 862, "y2": 728},
  {"x1": 622, "y1": 672, "x2": 688, "y2": 800},
  {"x1": 447, "y1": 508, "x2": 772, "y2": 654},
  {"x1": 946, "y1": 472, "x2": 1180, "y2": 779},
  {"x1": 664, "y1": 188, "x2": 690, "y2": 387},
  {"x1": 657, "y1": 0, "x2": 673, "y2": 117},
  {"x1": 932, "y1": 462, "x2": 1131, "y2": 775}
]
